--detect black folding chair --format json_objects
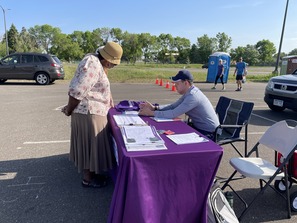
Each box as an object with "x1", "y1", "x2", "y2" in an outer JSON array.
[{"x1": 214, "y1": 96, "x2": 254, "y2": 157}]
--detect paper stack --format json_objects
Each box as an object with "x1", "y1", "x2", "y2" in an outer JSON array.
[
  {"x1": 120, "y1": 125, "x2": 167, "y2": 151},
  {"x1": 113, "y1": 114, "x2": 147, "y2": 126},
  {"x1": 166, "y1": 132, "x2": 208, "y2": 145}
]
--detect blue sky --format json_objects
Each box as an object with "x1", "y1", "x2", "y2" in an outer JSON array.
[{"x1": 0, "y1": 0, "x2": 296, "y2": 53}]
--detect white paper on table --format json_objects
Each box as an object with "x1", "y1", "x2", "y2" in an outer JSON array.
[
  {"x1": 151, "y1": 117, "x2": 182, "y2": 122},
  {"x1": 166, "y1": 132, "x2": 209, "y2": 145},
  {"x1": 121, "y1": 125, "x2": 164, "y2": 145},
  {"x1": 124, "y1": 111, "x2": 139, "y2": 115},
  {"x1": 126, "y1": 144, "x2": 168, "y2": 152},
  {"x1": 113, "y1": 114, "x2": 147, "y2": 126}
]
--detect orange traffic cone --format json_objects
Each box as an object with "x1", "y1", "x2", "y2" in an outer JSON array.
[
  {"x1": 159, "y1": 79, "x2": 163, "y2": 86},
  {"x1": 171, "y1": 83, "x2": 176, "y2": 91},
  {"x1": 165, "y1": 81, "x2": 170, "y2": 89},
  {"x1": 155, "y1": 78, "x2": 159, "y2": 85}
]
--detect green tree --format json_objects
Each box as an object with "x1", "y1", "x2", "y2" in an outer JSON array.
[
  {"x1": 255, "y1": 39, "x2": 276, "y2": 65},
  {"x1": 51, "y1": 33, "x2": 84, "y2": 61},
  {"x1": 189, "y1": 44, "x2": 200, "y2": 64},
  {"x1": 216, "y1": 32, "x2": 232, "y2": 52},
  {"x1": 7, "y1": 24, "x2": 19, "y2": 53},
  {"x1": 0, "y1": 42, "x2": 6, "y2": 57},
  {"x1": 16, "y1": 27, "x2": 40, "y2": 52},
  {"x1": 244, "y1": 44, "x2": 260, "y2": 65},
  {"x1": 173, "y1": 37, "x2": 191, "y2": 64},
  {"x1": 82, "y1": 31, "x2": 95, "y2": 54},
  {"x1": 173, "y1": 37, "x2": 191, "y2": 52},
  {"x1": 69, "y1": 31, "x2": 85, "y2": 49},
  {"x1": 272, "y1": 51, "x2": 287, "y2": 65},
  {"x1": 138, "y1": 33, "x2": 157, "y2": 63},
  {"x1": 288, "y1": 48, "x2": 297, "y2": 55},
  {"x1": 28, "y1": 24, "x2": 61, "y2": 53},
  {"x1": 157, "y1": 33, "x2": 174, "y2": 63},
  {"x1": 121, "y1": 32, "x2": 142, "y2": 64},
  {"x1": 92, "y1": 28, "x2": 104, "y2": 49},
  {"x1": 230, "y1": 46, "x2": 245, "y2": 61},
  {"x1": 176, "y1": 48, "x2": 190, "y2": 64},
  {"x1": 110, "y1": 28, "x2": 123, "y2": 44},
  {"x1": 79, "y1": 29, "x2": 103, "y2": 55},
  {"x1": 230, "y1": 45, "x2": 260, "y2": 65},
  {"x1": 3, "y1": 22, "x2": 290, "y2": 66},
  {"x1": 196, "y1": 34, "x2": 216, "y2": 63}
]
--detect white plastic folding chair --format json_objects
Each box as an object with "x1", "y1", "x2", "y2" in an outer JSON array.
[{"x1": 221, "y1": 120, "x2": 297, "y2": 221}]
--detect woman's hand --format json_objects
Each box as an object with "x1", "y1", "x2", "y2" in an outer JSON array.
[
  {"x1": 62, "y1": 96, "x2": 80, "y2": 117},
  {"x1": 61, "y1": 105, "x2": 71, "y2": 116}
]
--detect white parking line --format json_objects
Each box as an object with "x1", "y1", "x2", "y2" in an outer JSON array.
[
  {"x1": 248, "y1": 132, "x2": 265, "y2": 135},
  {"x1": 251, "y1": 113, "x2": 277, "y2": 123},
  {"x1": 23, "y1": 140, "x2": 70, "y2": 145},
  {"x1": 25, "y1": 111, "x2": 274, "y2": 145},
  {"x1": 54, "y1": 105, "x2": 66, "y2": 111}
]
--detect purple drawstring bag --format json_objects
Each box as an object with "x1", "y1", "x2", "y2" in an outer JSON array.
[{"x1": 115, "y1": 100, "x2": 142, "y2": 112}]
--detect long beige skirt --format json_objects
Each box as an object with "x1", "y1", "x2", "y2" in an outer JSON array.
[{"x1": 69, "y1": 113, "x2": 115, "y2": 174}]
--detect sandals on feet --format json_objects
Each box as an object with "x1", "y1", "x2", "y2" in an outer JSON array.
[{"x1": 82, "y1": 179, "x2": 107, "y2": 188}]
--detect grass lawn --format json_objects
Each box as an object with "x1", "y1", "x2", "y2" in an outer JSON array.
[{"x1": 63, "y1": 62, "x2": 276, "y2": 83}]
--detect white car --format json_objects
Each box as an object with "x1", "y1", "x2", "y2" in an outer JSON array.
[{"x1": 264, "y1": 68, "x2": 297, "y2": 111}]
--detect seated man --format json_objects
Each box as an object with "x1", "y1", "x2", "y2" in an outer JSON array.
[{"x1": 138, "y1": 70, "x2": 219, "y2": 140}]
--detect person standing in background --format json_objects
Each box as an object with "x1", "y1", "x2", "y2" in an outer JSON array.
[
  {"x1": 211, "y1": 59, "x2": 225, "y2": 90},
  {"x1": 233, "y1": 57, "x2": 247, "y2": 91},
  {"x1": 62, "y1": 42, "x2": 123, "y2": 188}
]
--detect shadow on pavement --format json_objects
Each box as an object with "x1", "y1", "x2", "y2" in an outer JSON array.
[
  {"x1": 229, "y1": 187, "x2": 297, "y2": 223},
  {"x1": 250, "y1": 109, "x2": 297, "y2": 127},
  {"x1": 0, "y1": 154, "x2": 114, "y2": 223}
]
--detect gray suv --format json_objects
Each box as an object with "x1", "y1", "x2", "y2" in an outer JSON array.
[
  {"x1": 264, "y1": 68, "x2": 297, "y2": 111},
  {"x1": 0, "y1": 52, "x2": 64, "y2": 85}
]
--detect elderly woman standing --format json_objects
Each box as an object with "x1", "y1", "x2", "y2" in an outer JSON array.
[{"x1": 62, "y1": 42, "x2": 123, "y2": 188}]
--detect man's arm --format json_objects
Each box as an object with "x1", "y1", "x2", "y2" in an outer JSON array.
[
  {"x1": 154, "y1": 94, "x2": 198, "y2": 119},
  {"x1": 234, "y1": 67, "x2": 237, "y2": 76}
]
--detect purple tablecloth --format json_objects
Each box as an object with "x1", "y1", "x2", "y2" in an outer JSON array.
[{"x1": 108, "y1": 109, "x2": 223, "y2": 223}]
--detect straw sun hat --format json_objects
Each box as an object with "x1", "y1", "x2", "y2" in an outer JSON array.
[{"x1": 98, "y1": 42, "x2": 123, "y2": 65}]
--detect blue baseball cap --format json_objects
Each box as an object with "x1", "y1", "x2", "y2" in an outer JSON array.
[{"x1": 170, "y1": 70, "x2": 193, "y2": 82}]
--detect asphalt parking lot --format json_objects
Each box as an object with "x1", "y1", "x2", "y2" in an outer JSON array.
[{"x1": 0, "y1": 80, "x2": 296, "y2": 223}]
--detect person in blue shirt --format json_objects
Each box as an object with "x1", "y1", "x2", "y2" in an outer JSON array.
[
  {"x1": 138, "y1": 70, "x2": 220, "y2": 140},
  {"x1": 212, "y1": 59, "x2": 225, "y2": 90},
  {"x1": 233, "y1": 57, "x2": 247, "y2": 91}
]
